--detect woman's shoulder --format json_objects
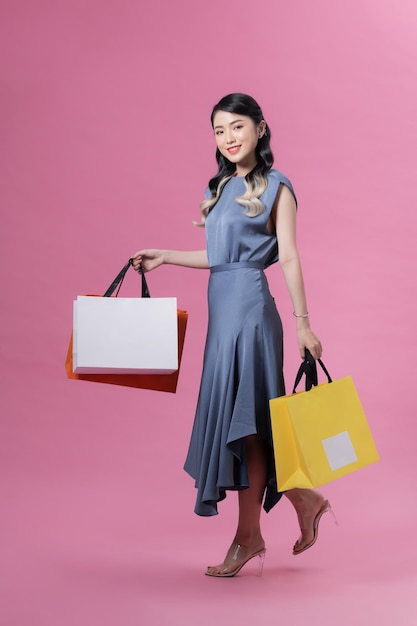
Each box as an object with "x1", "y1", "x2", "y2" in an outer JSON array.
[
  {"x1": 267, "y1": 169, "x2": 297, "y2": 205},
  {"x1": 268, "y1": 168, "x2": 293, "y2": 187}
]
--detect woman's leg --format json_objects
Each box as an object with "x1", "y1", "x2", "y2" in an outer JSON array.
[
  {"x1": 206, "y1": 435, "x2": 267, "y2": 575},
  {"x1": 284, "y1": 488, "x2": 326, "y2": 551},
  {"x1": 234, "y1": 435, "x2": 267, "y2": 546}
]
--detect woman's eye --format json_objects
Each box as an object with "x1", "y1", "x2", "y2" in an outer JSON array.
[
  {"x1": 215, "y1": 130, "x2": 223, "y2": 135},
  {"x1": 233, "y1": 125, "x2": 242, "y2": 131}
]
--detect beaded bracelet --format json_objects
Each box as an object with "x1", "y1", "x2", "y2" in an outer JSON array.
[{"x1": 293, "y1": 312, "x2": 309, "y2": 318}]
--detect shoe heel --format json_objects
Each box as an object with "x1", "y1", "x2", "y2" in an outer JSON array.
[
  {"x1": 328, "y1": 503, "x2": 339, "y2": 527},
  {"x1": 257, "y1": 551, "x2": 266, "y2": 577}
]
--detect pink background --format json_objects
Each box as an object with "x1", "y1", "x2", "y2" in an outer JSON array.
[{"x1": 1, "y1": 1, "x2": 416, "y2": 624}]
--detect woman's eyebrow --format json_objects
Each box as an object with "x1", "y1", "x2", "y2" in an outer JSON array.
[{"x1": 213, "y1": 119, "x2": 244, "y2": 130}]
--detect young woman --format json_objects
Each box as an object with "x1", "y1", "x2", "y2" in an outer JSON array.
[{"x1": 131, "y1": 93, "x2": 331, "y2": 577}]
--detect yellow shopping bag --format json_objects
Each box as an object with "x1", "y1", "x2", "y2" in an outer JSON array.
[{"x1": 270, "y1": 352, "x2": 379, "y2": 490}]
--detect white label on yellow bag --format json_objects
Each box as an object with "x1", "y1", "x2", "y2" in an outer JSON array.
[{"x1": 322, "y1": 431, "x2": 358, "y2": 471}]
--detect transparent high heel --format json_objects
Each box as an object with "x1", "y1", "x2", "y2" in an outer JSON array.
[
  {"x1": 257, "y1": 551, "x2": 266, "y2": 577},
  {"x1": 206, "y1": 542, "x2": 267, "y2": 578},
  {"x1": 292, "y1": 499, "x2": 338, "y2": 555}
]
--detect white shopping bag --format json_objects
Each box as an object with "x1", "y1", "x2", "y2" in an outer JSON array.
[{"x1": 72, "y1": 295, "x2": 178, "y2": 374}]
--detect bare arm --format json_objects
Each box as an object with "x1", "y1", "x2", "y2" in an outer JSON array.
[
  {"x1": 131, "y1": 249, "x2": 209, "y2": 272},
  {"x1": 272, "y1": 184, "x2": 323, "y2": 360}
]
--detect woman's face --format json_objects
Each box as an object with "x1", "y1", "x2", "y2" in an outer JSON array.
[{"x1": 212, "y1": 110, "x2": 265, "y2": 176}]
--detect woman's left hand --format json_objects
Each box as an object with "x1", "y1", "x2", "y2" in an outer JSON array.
[{"x1": 297, "y1": 327, "x2": 323, "y2": 360}]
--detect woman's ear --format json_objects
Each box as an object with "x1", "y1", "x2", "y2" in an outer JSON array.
[{"x1": 258, "y1": 120, "x2": 267, "y2": 138}]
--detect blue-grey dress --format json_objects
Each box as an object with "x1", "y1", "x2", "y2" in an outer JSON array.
[{"x1": 184, "y1": 169, "x2": 296, "y2": 516}]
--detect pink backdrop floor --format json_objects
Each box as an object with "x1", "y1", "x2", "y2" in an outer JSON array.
[
  {"x1": 3, "y1": 379, "x2": 416, "y2": 626},
  {"x1": 1, "y1": 1, "x2": 417, "y2": 624}
]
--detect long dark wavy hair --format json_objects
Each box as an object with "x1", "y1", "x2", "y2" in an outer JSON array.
[{"x1": 198, "y1": 93, "x2": 274, "y2": 224}]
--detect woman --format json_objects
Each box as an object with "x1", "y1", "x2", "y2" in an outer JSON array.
[{"x1": 131, "y1": 93, "x2": 332, "y2": 577}]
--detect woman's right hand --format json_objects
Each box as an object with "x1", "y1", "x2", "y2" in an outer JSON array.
[{"x1": 130, "y1": 249, "x2": 165, "y2": 273}]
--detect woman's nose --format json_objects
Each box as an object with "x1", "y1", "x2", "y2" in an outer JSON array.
[{"x1": 225, "y1": 129, "x2": 235, "y2": 143}]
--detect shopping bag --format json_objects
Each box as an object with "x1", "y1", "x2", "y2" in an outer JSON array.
[
  {"x1": 65, "y1": 259, "x2": 188, "y2": 392},
  {"x1": 73, "y1": 295, "x2": 178, "y2": 374},
  {"x1": 269, "y1": 351, "x2": 379, "y2": 490}
]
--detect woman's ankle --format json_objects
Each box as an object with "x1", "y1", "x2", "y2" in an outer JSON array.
[
  {"x1": 233, "y1": 530, "x2": 264, "y2": 548},
  {"x1": 284, "y1": 489, "x2": 324, "y2": 509}
]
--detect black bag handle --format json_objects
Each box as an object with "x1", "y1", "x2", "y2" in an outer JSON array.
[
  {"x1": 292, "y1": 348, "x2": 332, "y2": 393},
  {"x1": 102, "y1": 258, "x2": 150, "y2": 298}
]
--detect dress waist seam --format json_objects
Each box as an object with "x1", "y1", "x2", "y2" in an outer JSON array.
[{"x1": 210, "y1": 261, "x2": 264, "y2": 273}]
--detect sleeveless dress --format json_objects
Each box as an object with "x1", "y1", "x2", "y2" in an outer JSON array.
[{"x1": 184, "y1": 169, "x2": 296, "y2": 516}]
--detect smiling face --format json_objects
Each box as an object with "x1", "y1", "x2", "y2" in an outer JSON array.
[{"x1": 212, "y1": 110, "x2": 266, "y2": 176}]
